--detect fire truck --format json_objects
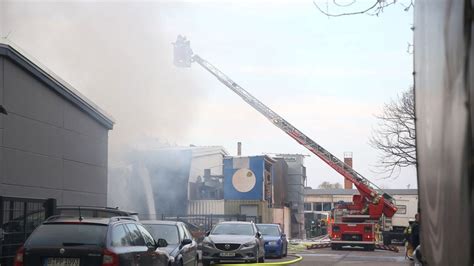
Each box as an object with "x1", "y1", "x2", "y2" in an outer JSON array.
[{"x1": 173, "y1": 36, "x2": 398, "y2": 250}]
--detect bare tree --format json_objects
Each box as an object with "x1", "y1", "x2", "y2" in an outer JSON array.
[
  {"x1": 318, "y1": 181, "x2": 343, "y2": 189},
  {"x1": 370, "y1": 88, "x2": 416, "y2": 177},
  {"x1": 313, "y1": 0, "x2": 413, "y2": 17}
]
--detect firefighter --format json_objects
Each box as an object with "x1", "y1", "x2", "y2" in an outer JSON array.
[
  {"x1": 405, "y1": 213, "x2": 420, "y2": 260},
  {"x1": 411, "y1": 213, "x2": 420, "y2": 249},
  {"x1": 404, "y1": 219, "x2": 415, "y2": 259}
]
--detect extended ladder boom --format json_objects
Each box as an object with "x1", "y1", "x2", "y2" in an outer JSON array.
[{"x1": 173, "y1": 36, "x2": 397, "y2": 218}]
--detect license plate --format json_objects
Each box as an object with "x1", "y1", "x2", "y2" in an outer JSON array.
[
  {"x1": 45, "y1": 258, "x2": 80, "y2": 266},
  {"x1": 220, "y1": 252, "x2": 235, "y2": 257}
]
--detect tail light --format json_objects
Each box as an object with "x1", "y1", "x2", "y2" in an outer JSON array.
[
  {"x1": 13, "y1": 246, "x2": 24, "y2": 266},
  {"x1": 102, "y1": 249, "x2": 119, "y2": 266}
]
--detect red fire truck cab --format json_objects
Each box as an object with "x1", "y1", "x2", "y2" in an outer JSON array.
[{"x1": 327, "y1": 203, "x2": 377, "y2": 251}]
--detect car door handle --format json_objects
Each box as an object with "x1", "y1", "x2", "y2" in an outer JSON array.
[{"x1": 135, "y1": 254, "x2": 141, "y2": 259}]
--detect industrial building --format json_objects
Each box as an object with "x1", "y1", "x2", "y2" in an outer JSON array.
[
  {"x1": 276, "y1": 154, "x2": 307, "y2": 239},
  {"x1": 0, "y1": 39, "x2": 114, "y2": 205},
  {"x1": 108, "y1": 145, "x2": 228, "y2": 219},
  {"x1": 188, "y1": 155, "x2": 278, "y2": 226},
  {"x1": 108, "y1": 142, "x2": 307, "y2": 238},
  {"x1": 0, "y1": 39, "x2": 114, "y2": 265},
  {"x1": 187, "y1": 153, "x2": 306, "y2": 239}
]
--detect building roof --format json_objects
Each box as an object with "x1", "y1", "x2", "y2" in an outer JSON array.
[
  {"x1": 145, "y1": 145, "x2": 229, "y2": 158},
  {"x1": 0, "y1": 38, "x2": 115, "y2": 129},
  {"x1": 224, "y1": 154, "x2": 276, "y2": 163},
  {"x1": 304, "y1": 188, "x2": 418, "y2": 196}
]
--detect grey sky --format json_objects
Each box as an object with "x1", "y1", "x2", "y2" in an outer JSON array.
[{"x1": 1, "y1": 0, "x2": 416, "y2": 189}]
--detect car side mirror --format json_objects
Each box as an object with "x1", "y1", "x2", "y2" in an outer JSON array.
[
  {"x1": 205, "y1": 230, "x2": 211, "y2": 236},
  {"x1": 181, "y1": 239, "x2": 192, "y2": 246},
  {"x1": 256, "y1": 231, "x2": 262, "y2": 238},
  {"x1": 147, "y1": 244, "x2": 157, "y2": 252},
  {"x1": 156, "y1": 238, "x2": 168, "y2": 248}
]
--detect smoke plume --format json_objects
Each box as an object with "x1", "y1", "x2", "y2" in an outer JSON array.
[{"x1": 2, "y1": 1, "x2": 204, "y2": 214}]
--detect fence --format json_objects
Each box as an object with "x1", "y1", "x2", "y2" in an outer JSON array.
[
  {"x1": 0, "y1": 196, "x2": 56, "y2": 266},
  {"x1": 156, "y1": 214, "x2": 261, "y2": 240}
]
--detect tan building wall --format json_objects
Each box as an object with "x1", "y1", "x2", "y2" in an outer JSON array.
[{"x1": 272, "y1": 207, "x2": 291, "y2": 235}]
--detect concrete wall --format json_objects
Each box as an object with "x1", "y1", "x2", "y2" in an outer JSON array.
[
  {"x1": 224, "y1": 200, "x2": 273, "y2": 224},
  {"x1": 188, "y1": 148, "x2": 226, "y2": 183},
  {"x1": 188, "y1": 200, "x2": 225, "y2": 215},
  {"x1": 0, "y1": 57, "x2": 109, "y2": 205},
  {"x1": 272, "y1": 207, "x2": 291, "y2": 235}
]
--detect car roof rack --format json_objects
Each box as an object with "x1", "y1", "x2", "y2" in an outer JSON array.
[
  {"x1": 45, "y1": 215, "x2": 71, "y2": 222},
  {"x1": 57, "y1": 205, "x2": 138, "y2": 214},
  {"x1": 110, "y1": 216, "x2": 138, "y2": 222}
]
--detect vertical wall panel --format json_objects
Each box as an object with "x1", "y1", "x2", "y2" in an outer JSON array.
[{"x1": 0, "y1": 51, "x2": 110, "y2": 208}]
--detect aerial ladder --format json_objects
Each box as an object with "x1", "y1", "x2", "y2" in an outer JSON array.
[{"x1": 173, "y1": 36, "x2": 398, "y2": 250}]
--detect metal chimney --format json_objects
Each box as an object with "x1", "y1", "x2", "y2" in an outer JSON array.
[
  {"x1": 343, "y1": 152, "x2": 353, "y2": 189},
  {"x1": 237, "y1": 142, "x2": 242, "y2": 156}
]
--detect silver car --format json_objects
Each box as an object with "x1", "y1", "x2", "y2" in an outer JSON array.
[{"x1": 201, "y1": 221, "x2": 265, "y2": 265}]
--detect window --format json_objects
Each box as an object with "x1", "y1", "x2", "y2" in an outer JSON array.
[
  {"x1": 211, "y1": 223, "x2": 254, "y2": 236},
  {"x1": 256, "y1": 225, "x2": 280, "y2": 236},
  {"x1": 177, "y1": 223, "x2": 185, "y2": 242},
  {"x1": 137, "y1": 224, "x2": 155, "y2": 247},
  {"x1": 396, "y1": 205, "x2": 407, "y2": 214},
  {"x1": 182, "y1": 224, "x2": 192, "y2": 240},
  {"x1": 112, "y1": 225, "x2": 131, "y2": 247},
  {"x1": 304, "y1": 203, "x2": 312, "y2": 211},
  {"x1": 125, "y1": 223, "x2": 146, "y2": 246},
  {"x1": 143, "y1": 224, "x2": 180, "y2": 245},
  {"x1": 313, "y1": 202, "x2": 322, "y2": 211},
  {"x1": 323, "y1": 202, "x2": 332, "y2": 211},
  {"x1": 26, "y1": 224, "x2": 107, "y2": 247}
]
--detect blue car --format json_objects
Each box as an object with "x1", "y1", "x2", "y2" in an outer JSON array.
[{"x1": 256, "y1": 224, "x2": 288, "y2": 258}]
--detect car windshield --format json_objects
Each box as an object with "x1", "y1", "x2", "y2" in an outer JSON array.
[
  {"x1": 257, "y1": 225, "x2": 280, "y2": 236},
  {"x1": 26, "y1": 223, "x2": 107, "y2": 247},
  {"x1": 143, "y1": 224, "x2": 179, "y2": 245},
  {"x1": 211, "y1": 224, "x2": 254, "y2": 236}
]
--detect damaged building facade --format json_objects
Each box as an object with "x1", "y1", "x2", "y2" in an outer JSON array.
[
  {"x1": 109, "y1": 143, "x2": 307, "y2": 239},
  {"x1": 108, "y1": 145, "x2": 228, "y2": 219}
]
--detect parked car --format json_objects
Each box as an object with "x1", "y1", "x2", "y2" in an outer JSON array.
[
  {"x1": 200, "y1": 221, "x2": 265, "y2": 265},
  {"x1": 13, "y1": 216, "x2": 171, "y2": 266},
  {"x1": 142, "y1": 221, "x2": 198, "y2": 266},
  {"x1": 256, "y1": 223, "x2": 288, "y2": 258}
]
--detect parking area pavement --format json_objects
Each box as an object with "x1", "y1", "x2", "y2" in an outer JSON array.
[
  {"x1": 278, "y1": 247, "x2": 411, "y2": 266},
  {"x1": 198, "y1": 246, "x2": 411, "y2": 265}
]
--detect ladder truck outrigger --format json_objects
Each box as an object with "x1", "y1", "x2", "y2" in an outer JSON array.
[{"x1": 173, "y1": 36, "x2": 398, "y2": 251}]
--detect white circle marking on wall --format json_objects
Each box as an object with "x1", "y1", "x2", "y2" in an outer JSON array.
[{"x1": 232, "y1": 168, "x2": 256, "y2": 193}]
